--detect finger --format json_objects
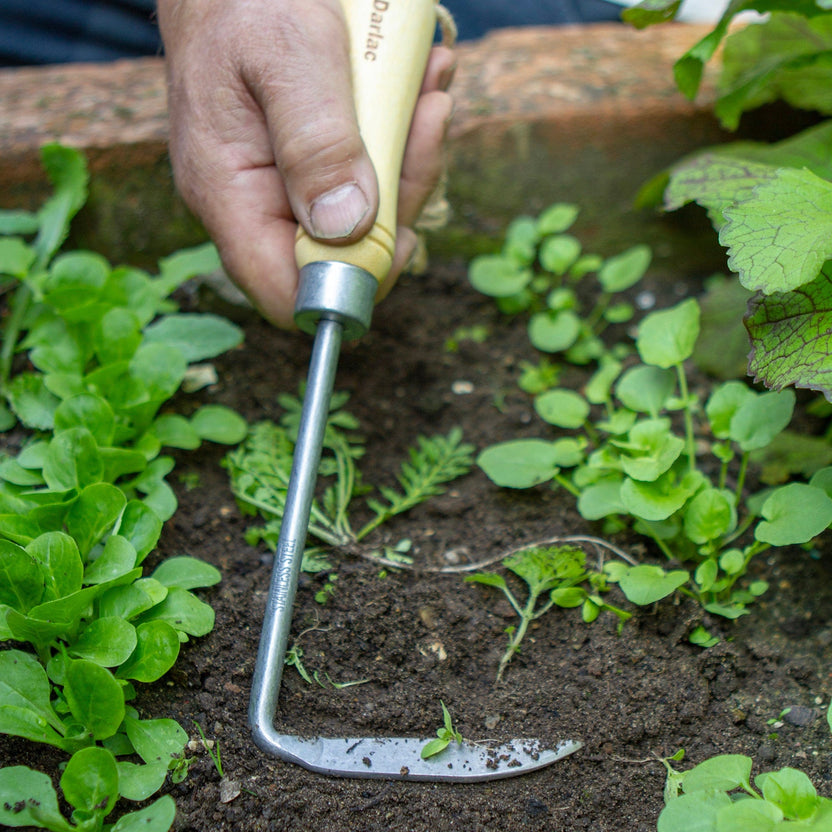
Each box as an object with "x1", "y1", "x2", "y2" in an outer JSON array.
[
  {"x1": 422, "y1": 45, "x2": 457, "y2": 94},
  {"x1": 398, "y1": 90, "x2": 454, "y2": 227},
  {"x1": 376, "y1": 226, "x2": 419, "y2": 303},
  {"x1": 242, "y1": 0, "x2": 379, "y2": 243}
]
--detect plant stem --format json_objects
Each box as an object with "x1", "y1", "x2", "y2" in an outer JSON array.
[
  {"x1": 675, "y1": 362, "x2": 696, "y2": 475},
  {"x1": 496, "y1": 592, "x2": 537, "y2": 683},
  {"x1": 734, "y1": 452, "x2": 749, "y2": 500},
  {"x1": 554, "y1": 473, "x2": 580, "y2": 497},
  {"x1": 0, "y1": 282, "x2": 32, "y2": 394}
]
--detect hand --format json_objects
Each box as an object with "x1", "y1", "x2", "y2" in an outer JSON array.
[{"x1": 157, "y1": 0, "x2": 454, "y2": 328}]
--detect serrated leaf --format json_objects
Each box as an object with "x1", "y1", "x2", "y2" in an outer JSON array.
[
  {"x1": 746, "y1": 267, "x2": 832, "y2": 398},
  {"x1": 721, "y1": 167, "x2": 832, "y2": 295}
]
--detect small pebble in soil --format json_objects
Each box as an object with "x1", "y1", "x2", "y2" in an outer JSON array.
[
  {"x1": 219, "y1": 778, "x2": 241, "y2": 804},
  {"x1": 484, "y1": 714, "x2": 501, "y2": 730},
  {"x1": 783, "y1": 706, "x2": 817, "y2": 727},
  {"x1": 451, "y1": 380, "x2": 474, "y2": 394}
]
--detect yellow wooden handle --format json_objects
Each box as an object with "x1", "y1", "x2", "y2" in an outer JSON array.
[{"x1": 294, "y1": 0, "x2": 437, "y2": 282}]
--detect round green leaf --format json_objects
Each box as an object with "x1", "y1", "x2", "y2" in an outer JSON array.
[
  {"x1": 124, "y1": 716, "x2": 188, "y2": 766},
  {"x1": 729, "y1": 389, "x2": 794, "y2": 451},
  {"x1": 71, "y1": 617, "x2": 138, "y2": 667},
  {"x1": 534, "y1": 389, "x2": 590, "y2": 429},
  {"x1": 715, "y1": 798, "x2": 782, "y2": 831},
  {"x1": 469, "y1": 254, "x2": 532, "y2": 297},
  {"x1": 552, "y1": 586, "x2": 586, "y2": 608},
  {"x1": 636, "y1": 298, "x2": 700, "y2": 368},
  {"x1": 618, "y1": 565, "x2": 689, "y2": 605},
  {"x1": 719, "y1": 548, "x2": 745, "y2": 576},
  {"x1": 477, "y1": 440, "x2": 562, "y2": 488},
  {"x1": 152, "y1": 414, "x2": 201, "y2": 450},
  {"x1": 539, "y1": 234, "x2": 581, "y2": 275},
  {"x1": 683, "y1": 754, "x2": 752, "y2": 793},
  {"x1": 60, "y1": 746, "x2": 119, "y2": 816},
  {"x1": 756, "y1": 482, "x2": 832, "y2": 545},
  {"x1": 621, "y1": 469, "x2": 702, "y2": 521},
  {"x1": 84, "y1": 535, "x2": 138, "y2": 584},
  {"x1": 598, "y1": 244, "x2": 651, "y2": 292},
  {"x1": 65, "y1": 660, "x2": 125, "y2": 740},
  {"x1": 0, "y1": 766, "x2": 71, "y2": 831},
  {"x1": 190, "y1": 405, "x2": 248, "y2": 444},
  {"x1": 151, "y1": 556, "x2": 221, "y2": 590},
  {"x1": 657, "y1": 791, "x2": 732, "y2": 832},
  {"x1": 528, "y1": 310, "x2": 581, "y2": 353},
  {"x1": 110, "y1": 794, "x2": 176, "y2": 832},
  {"x1": 143, "y1": 313, "x2": 244, "y2": 363},
  {"x1": 705, "y1": 381, "x2": 755, "y2": 440},
  {"x1": 54, "y1": 394, "x2": 115, "y2": 446},
  {"x1": 616, "y1": 365, "x2": 677, "y2": 417},
  {"x1": 536, "y1": 203, "x2": 579, "y2": 235},
  {"x1": 0, "y1": 539, "x2": 43, "y2": 613},
  {"x1": 683, "y1": 488, "x2": 737, "y2": 544},
  {"x1": 116, "y1": 760, "x2": 169, "y2": 802},
  {"x1": 117, "y1": 620, "x2": 181, "y2": 682},
  {"x1": 759, "y1": 767, "x2": 819, "y2": 820},
  {"x1": 137, "y1": 586, "x2": 215, "y2": 638},
  {"x1": 577, "y1": 478, "x2": 626, "y2": 520}
]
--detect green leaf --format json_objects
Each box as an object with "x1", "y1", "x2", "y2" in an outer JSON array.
[
  {"x1": 123, "y1": 715, "x2": 188, "y2": 766},
  {"x1": 0, "y1": 208, "x2": 39, "y2": 235},
  {"x1": 6, "y1": 373, "x2": 60, "y2": 431},
  {"x1": 616, "y1": 366, "x2": 676, "y2": 417},
  {"x1": 755, "y1": 482, "x2": 832, "y2": 545},
  {"x1": 683, "y1": 754, "x2": 753, "y2": 793},
  {"x1": 536, "y1": 203, "x2": 579, "y2": 235},
  {"x1": 539, "y1": 234, "x2": 581, "y2": 275},
  {"x1": 420, "y1": 736, "x2": 450, "y2": 759},
  {"x1": 83, "y1": 534, "x2": 138, "y2": 584},
  {"x1": 109, "y1": 794, "x2": 176, "y2": 832},
  {"x1": 0, "y1": 237, "x2": 36, "y2": 278},
  {"x1": 53, "y1": 394, "x2": 115, "y2": 446},
  {"x1": 42, "y1": 427, "x2": 102, "y2": 491},
  {"x1": 143, "y1": 313, "x2": 243, "y2": 363},
  {"x1": 528, "y1": 310, "x2": 581, "y2": 353},
  {"x1": 116, "y1": 760, "x2": 169, "y2": 802},
  {"x1": 745, "y1": 267, "x2": 832, "y2": 398},
  {"x1": 137, "y1": 587, "x2": 215, "y2": 638},
  {"x1": 637, "y1": 299, "x2": 700, "y2": 368},
  {"x1": 65, "y1": 660, "x2": 125, "y2": 740},
  {"x1": 151, "y1": 414, "x2": 201, "y2": 450},
  {"x1": 151, "y1": 556, "x2": 221, "y2": 590},
  {"x1": 728, "y1": 389, "x2": 794, "y2": 452},
  {"x1": 34, "y1": 144, "x2": 89, "y2": 269},
  {"x1": 116, "y1": 620, "x2": 181, "y2": 682},
  {"x1": 598, "y1": 244, "x2": 651, "y2": 292},
  {"x1": 465, "y1": 572, "x2": 508, "y2": 590},
  {"x1": 534, "y1": 388, "x2": 590, "y2": 429},
  {"x1": 99, "y1": 577, "x2": 167, "y2": 621},
  {"x1": 715, "y1": 798, "x2": 782, "y2": 831},
  {"x1": 551, "y1": 586, "x2": 587, "y2": 608},
  {"x1": 477, "y1": 439, "x2": 562, "y2": 488},
  {"x1": 621, "y1": 468, "x2": 703, "y2": 521},
  {"x1": 585, "y1": 356, "x2": 622, "y2": 405},
  {"x1": 156, "y1": 241, "x2": 221, "y2": 294},
  {"x1": 706, "y1": 381, "x2": 755, "y2": 440},
  {"x1": 117, "y1": 500, "x2": 163, "y2": 563},
  {"x1": 722, "y1": 167, "x2": 832, "y2": 294},
  {"x1": 70, "y1": 617, "x2": 138, "y2": 667},
  {"x1": 758, "y1": 767, "x2": 818, "y2": 820},
  {"x1": 622, "y1": 0, "x2": 682, "y2": 29},
  {"x1": 60, "y1": 746, "x2": 118, "y2": 817},
  {"x1": 0, "y1": 539, "x2": 43, "y2": 613},
  {"x1": 65, "y1": 482, "x2": 126, "y2": 557},
  {"x1": 618, "y1": 565, "x2": 689, "y2": 605},
  {"x1": 26, "y1": 531, "x2": 83, "y2": 601},
  {"x1": 577, "y1": 477, "x2": 626, "y2": 520},
  {"x1": 0, "y1": 765, "x2": 73, "y2": 831},
  {"x1": 129, "y1": 343, "x2": 187, "y2": 401},
  {"x1": 615, "y1": 419, "x2": 685, "y2": 482},
  {"x1": 0, "y1": 650, "x2": 64, "y2": 733},
  {"x1": 684, "y1": 488, "x2": 737, "y2": 544},
  {"x1": 468, "y1": 254, "x2": 532, "y2": 297},
  {"x1": 94, "y1": 307, "x2": 143, "y2": 365},
  {"x1": 190, "y1": 405, "x2": 248, "y2": 444}
]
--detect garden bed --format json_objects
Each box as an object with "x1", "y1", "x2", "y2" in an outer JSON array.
[{"x1": 2, "y1": 21, "x2": 831, "y2": 832}]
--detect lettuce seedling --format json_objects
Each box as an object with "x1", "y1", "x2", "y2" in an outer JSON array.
[{"x1": 465, "y1": 545, "x2": 630, "y2": 681}]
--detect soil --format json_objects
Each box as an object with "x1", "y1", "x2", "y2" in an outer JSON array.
[{"x1": 5, "y1": 259, "x2": 832, "y2": 831}]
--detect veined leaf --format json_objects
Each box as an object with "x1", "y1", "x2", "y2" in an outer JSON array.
[{"x1": 143, "y1": 313, "x2": 243, "y2": 364}]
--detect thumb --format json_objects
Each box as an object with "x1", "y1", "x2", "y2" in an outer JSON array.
[{"x1": 244, "y1": 0, "x2": 379, "y2": 243}]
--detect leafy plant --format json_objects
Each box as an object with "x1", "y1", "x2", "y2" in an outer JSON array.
[
  {"x1": 469, "y1": 203, "x2": 648, "y2": 371},
  {"x1": 626, "y1": 0, "x2": 832, "y2": 399},
  {"x1": 420, "y1": 701, "x2": 463, "y2": 759},
  {"x1": 224, "y1": 391, "x2": 474, "y2": 563},
  {"x1": 0, "y1": 145, "x2": 248, "y2": 830},
  {"x1": 465, "y1": 545, "x2": 630, "y2": 681},
  {"x1": 657, "y1": 753, "x2": 832, "y2": 830}
]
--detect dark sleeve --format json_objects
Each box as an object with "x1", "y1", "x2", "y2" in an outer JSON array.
[{"x1": 0, "y1": 0, "x2": 161, "y2": 66}]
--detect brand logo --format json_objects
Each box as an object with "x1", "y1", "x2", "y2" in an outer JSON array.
[{"x1": 364, "y1": 0, "x2": 389, "y2": 61}]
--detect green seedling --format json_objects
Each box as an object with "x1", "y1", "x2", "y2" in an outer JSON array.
[
  {"x1": 627, "y1": 1, "x2": 832, "y2": 401},
  {"x1": 420, "y1": 701, "x2": 463, "y2": 760},
  {"x1": 466, "y1": 545, "x2": 630, "y2": 681},
  {"x1": 193, "y1": 721, "x2": 223, "y2": 779},
  {"x1": 476, "y1": 280, "x2": 832, "y2": 621},
  {"x1": 284, "y1": 629, "x2": 369, "y2": 689},
  {"x1": 314, "y1": 574, "x2": 338, "y2": 605},
  {"x1": 225, "y1": 398, "x2": 473, "y2": 564},
  {"x1": 656, "y1": 752, "x2": 832, "y2": 831},
  {"x1": 0, "y1": 145, "x2": 244, "y2": 830},
  {"x1": 444, "y1": 324, "x2": 489, "y2": 353}
]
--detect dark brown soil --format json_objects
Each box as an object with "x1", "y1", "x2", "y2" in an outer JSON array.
[{"x1": 5, "y1": 260, "x2": 832, "y2": 831}]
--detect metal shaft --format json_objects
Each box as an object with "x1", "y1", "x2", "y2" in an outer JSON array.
[{"x1": 249, "y1": 316, "x2": 343, "y2": 753}]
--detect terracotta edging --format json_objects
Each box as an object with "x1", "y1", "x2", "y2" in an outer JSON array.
[{"x1": 0, "y1": 23, "x2": 725, "y2": 270}]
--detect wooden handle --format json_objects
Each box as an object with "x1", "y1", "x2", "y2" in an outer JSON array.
[{"x1": 294, "y1": 0, "x2": 437, "y2": 282}]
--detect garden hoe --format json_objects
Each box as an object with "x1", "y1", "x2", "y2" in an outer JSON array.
[{"x1": 248, "y1": 0, "x2": 582, "y2": 781}]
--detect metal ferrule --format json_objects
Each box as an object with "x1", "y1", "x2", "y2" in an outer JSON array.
[{"x1": 294, "y1": 261, "x2": 378, "y2": 341}]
